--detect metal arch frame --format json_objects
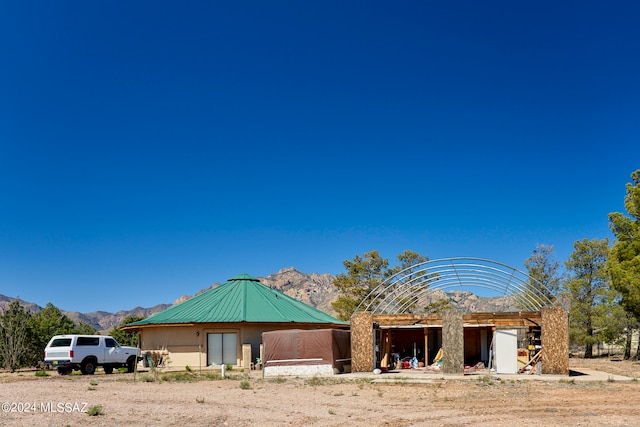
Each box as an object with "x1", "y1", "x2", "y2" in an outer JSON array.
[{"x1": 353, "y1": 257, "x2": 562, "y2": 315}]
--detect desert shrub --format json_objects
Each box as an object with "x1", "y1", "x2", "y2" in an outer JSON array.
[
  {"x1": 140, "y1": 374, "x2": 156, "y2": 382},
  {"x1": 476, "y1": 374, "x2": 495, "y2": 385},
  {"x1": 305, "y1": 375, "x2": 336, "y2": 387},
  {"x1": 161, "y1": 371, "x2": 198, "y2": 382},
  {"x1": 87, "y1": 404, "x2": 104, "y2": 416},
  {"x1": 239, "y1": 380, "x2": 251, "y2": 390},
  {"x1": 35, "y1": 370, "x2": 49, "y2": 377},
  {"x1": 203, "y1": 371, "x2": 221, "y2": 380},
  {"x1": 146, "y1": 351, "x2": 164, "y2": 367}
]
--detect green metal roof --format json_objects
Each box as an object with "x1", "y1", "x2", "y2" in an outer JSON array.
[{"x1": 127, "y1": 273, "x2": 347, "y2": 327}]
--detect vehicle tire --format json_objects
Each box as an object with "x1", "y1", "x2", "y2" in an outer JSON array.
[
  {"x1": 81, "y1": 359, "x2": 96, "y2": 375},
  {"x1": 57, "y1": 367, "x2": 71, "y2": 376},
  {"x1": 103, "y1": 365, "x2": 114, "y2": 374},
  {"x1": 127, "y1": 357, "x2": 136, "y2": 373}
]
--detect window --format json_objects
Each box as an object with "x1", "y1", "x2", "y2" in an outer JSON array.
[
  {"x1": 76, "y1": 337, "x2": 100, "y2": 346},
  {"x1": 207, "y1": 333, "x2": 237, "y2": 366},
  {"x1": 105, "y1": 338, "x2": 116, "y2": 348},
  {"x1": 50, "y1": 338, "x2": 72, "y2": 347}
]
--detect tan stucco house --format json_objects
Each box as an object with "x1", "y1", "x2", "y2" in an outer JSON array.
[{"x1": 123, "y1": 273, "x2": 347, "y2": 369}]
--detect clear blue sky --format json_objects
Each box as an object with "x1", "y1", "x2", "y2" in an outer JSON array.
[{"x1": 1, "y1": 1, "x2": 639, "y2": 313}]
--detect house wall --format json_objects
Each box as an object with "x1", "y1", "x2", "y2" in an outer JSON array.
[
  {"x1": 139, "y1": 322, "x2": 342, "y2": 369},
  {"x1": 139, "y1": 325, "x2": 218, "y2": 368}
]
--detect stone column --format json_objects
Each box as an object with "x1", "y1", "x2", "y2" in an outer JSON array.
[
  {"x1": 442, "y1": 310, "x2": 464, "y2": 374},
  {"x1": 242, "y1": 344, "x2": 252, "y2": 370}
]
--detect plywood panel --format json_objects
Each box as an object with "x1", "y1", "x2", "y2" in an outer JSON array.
[
  {"x1": 541, "y1": 307, "x2": 569, "y2": 375},
  {"x1": 351, "y1": 312, "x2": 374, "y2": 372}
]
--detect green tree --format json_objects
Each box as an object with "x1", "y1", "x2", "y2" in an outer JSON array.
[
  {"x1": 331, "y1": 250, "x2": 431, "y2": 321},
  {"x1": 109, "y1": 315, "x2": 144, "y2": 347},
  {"x1": 608, "y1": 169, "x2": 640, "y2": 359},
  {"x1": 564, "y1": 238, "x2": 611, "y2": 358},
  {"x1": 332, "y1": 250, "x2": 389, "y2": 321},
  {"x1": 0, "y1": 301, "x2": 31, "y2": 372},
  {"x1": 26, "y1": 303, "x2": 97, "y2": 367},
  {"x1": 523, "y1": 244, "x2": 561, "y2": 307},
  {"x1": 74, "y1": 321, "x2": 98, "y2": 335},
  {"x1": 385, "y1": 250, "x2": 430, "y2": 313},
  {"x1": 424, "y1": 298, "x2": 452, "y2": 314},
  {"x1": 598, "y1": 306, "x2": 637, "y2": 356},
  {"x1": 26, "y1": 303, "x2": 78, "y2": 367}
]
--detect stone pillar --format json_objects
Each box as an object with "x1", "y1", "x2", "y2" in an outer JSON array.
[
  {"x1": 442, "y1": 310, "x2": 464, "y2": 374},
  {"x1": 541, "y1": 307, "x2": 569, "y2": 375},
  {"x1": 242, "y1": 344, "x2": 252, "y2": 370},
  {"x1": 351, "y1": 311, "x2": 374, "y2": 372}
]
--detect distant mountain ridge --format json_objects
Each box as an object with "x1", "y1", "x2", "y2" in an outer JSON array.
[
  {"x1": 0, "y1": 294, "x2": 172, "y2": 332},
  {"x1": 0, "y1": 267, "x2": 519, "y2": 331},
  {"x1": 258, "y1": 267, "x2": 340, "y2": 315}
]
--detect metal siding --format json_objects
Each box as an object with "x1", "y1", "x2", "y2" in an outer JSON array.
[{"x1": 128, "y1": 273, "x2": 346, "y2": 326}]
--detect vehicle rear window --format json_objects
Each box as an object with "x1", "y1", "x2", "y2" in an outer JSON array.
[
  {"x1": 50, "y1": 338, "x2": 72, "y2": 347},
  {"x1": 76, "y1": 337, "x2": 100, "y2": 346}
]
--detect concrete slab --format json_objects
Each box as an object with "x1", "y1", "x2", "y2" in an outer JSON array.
[{"x1": 341, "y1": 367, "x2": 635, "y2": 383}]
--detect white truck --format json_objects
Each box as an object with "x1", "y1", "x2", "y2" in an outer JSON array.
[{"x1": 44, "y1": 334, "x2": 141, "y2": 375}]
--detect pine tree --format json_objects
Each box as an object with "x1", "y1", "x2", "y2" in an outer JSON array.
[
  {"x1": 564, "y1": 238, "x2": 610, "y2": 358},
  {"x1": 608, "y1": 169, "x2": 640, "y2": 359},
  {"x1": 0, "y1": 301, "x2": 31, "y2": 372},
  {"x1": 109, "y1": 315, "x2": 144, "y2": 347}
]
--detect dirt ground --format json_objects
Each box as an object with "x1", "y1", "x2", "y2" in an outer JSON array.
[{"x1": 1, "y1": 357, "x2": 640, "y2": 426}]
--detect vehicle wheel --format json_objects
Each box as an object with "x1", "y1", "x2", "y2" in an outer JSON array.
[
  {"x1": 103, "y1": 365, "x2": 114, "y2": 374},
  {"x1": 127, "y1": 357, "x2": 136, "y2": 373},
  {"x1": 57, "y1": 367, "x2": 71, "y2": 375},
  {"x1": 81, "y1": 360, "x2": 96, "y2": 375}
]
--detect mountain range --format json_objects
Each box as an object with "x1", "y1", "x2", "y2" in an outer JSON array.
[{"x1": 0, "y1": 267, "x2": 518, "y2": 332}]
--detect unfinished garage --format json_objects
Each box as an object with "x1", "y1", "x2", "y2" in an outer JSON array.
[{"x1": 350, "y1": 258, "x2": 569, "y2": 375}]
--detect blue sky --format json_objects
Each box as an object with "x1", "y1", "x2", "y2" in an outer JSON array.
[{"x1": 1, "y1": 1, "x2": 639, "y2": 313}]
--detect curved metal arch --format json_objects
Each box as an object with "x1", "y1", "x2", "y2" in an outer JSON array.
[
  {"x1": 377, "y1": 276, "x2": 542, "y2": 314},
  {"x1": 354, "y1": 257, "x2": 562, "y2": 315},
  {"x1": 376, "y1": 263, "x2": 551, "y2": 313}
]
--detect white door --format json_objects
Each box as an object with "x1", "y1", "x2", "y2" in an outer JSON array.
[
  {"x1": 207, "y1": 333, "x2": 237, "y2": 366},
  {"x1": 495, "y1": 329, "x2": 518, "y2": 374}
]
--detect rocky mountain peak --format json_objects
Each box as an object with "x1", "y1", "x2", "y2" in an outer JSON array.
[{"x1": 2, "y1": 268, "x2": 521, "y2": 332}]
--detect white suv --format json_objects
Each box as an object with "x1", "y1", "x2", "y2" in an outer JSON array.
[{"x1": 44, "y1": 334, "x2": 141, "y2": 375}]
